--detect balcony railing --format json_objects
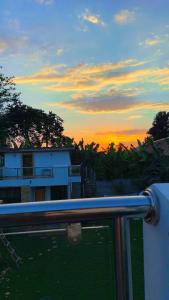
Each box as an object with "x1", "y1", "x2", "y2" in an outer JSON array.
[
  {"x1": 0, "y1": 184, "x2": 168, "y2": 300},
  {"x1": 0, "y1": 167, "x2": 53, "y2": 179},
  {"x1": 0, "y1": 165, "x2": 81, "y2": 179},
  {"x1": 0, "y1": 189, "x2": 158, "y2": 300}
]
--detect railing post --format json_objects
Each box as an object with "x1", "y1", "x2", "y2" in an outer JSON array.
[{"x1": 114, "y1": 217, "x2": 133, "y2": 300}]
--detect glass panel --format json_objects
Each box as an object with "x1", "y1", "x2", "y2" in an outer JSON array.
[
  {"x1": 0, "y1": 221, "x2": 116, "y2": 300},
  {"x1": 130, "y1": 219, "x2": 144, "y2": 300}
]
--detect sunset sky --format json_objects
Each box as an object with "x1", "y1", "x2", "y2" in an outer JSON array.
[{"x1": 0, "y1": 0, "x2": 169, "y2": 148}]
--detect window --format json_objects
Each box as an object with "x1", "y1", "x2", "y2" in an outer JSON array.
[{"x1": 22, "y1": 153, "x2": 33, "y2": 177}]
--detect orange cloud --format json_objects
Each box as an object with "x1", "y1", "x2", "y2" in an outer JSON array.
[
  {"x1": 127, "y1": 115, "x2": 143, "y2": 120},
  {"x1": 15, "y1": 61, "x2": 169, "y2": 93},
  {"x1": 80, "y1": 9, "x2": 105, "y2": 26},
  {"x1": 143, "y1": 38, "x2": 161, "y2": 47},
  {"x1": 97, "y1": 129, "x2": 146, "y2": 148},
  {"x1": 0, "y1": 35, "x2": 28, "y2": 55},
  {"x1": 14, "y1": 59, "x2": 153, "y2": 93},
  {"x1": 113, "y1": 9, "x2": 136, "y2": 25}
]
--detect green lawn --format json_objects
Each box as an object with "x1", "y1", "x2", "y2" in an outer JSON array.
[{"x1": 0, "y1": 220, "x2": 144, "y2": 300}]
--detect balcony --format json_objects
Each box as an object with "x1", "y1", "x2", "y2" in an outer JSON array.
[{"x1": 0, "y1": 165, "x2": 81, "y2": 180}]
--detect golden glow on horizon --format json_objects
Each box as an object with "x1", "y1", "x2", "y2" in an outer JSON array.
[{"x1": 65, "y1": 129, "x2": 147, "y2": 149}]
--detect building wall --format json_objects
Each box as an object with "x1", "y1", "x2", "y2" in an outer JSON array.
[
  {"x1": 0, "y1": 150, "x2": 80, "y2": 188},
  {"x1": 0, "y1": 174, "x2": 70, "y2": 187},
  {"x1": 0, "y1": 150, "x2": 81, "y2": 202},
  {"x1": 4, "y1": 151, "x2": 71, "y2": 169},
  {"x1": 71, "y1": 182, "x2": 81, "y2": 199}
]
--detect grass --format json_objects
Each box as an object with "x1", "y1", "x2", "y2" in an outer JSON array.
[{"x1": 0, "y1": 220, "x2": 144, "y2": 300}]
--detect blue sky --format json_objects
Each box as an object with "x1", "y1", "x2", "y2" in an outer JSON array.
[{"x1": 0, "y1": 0, "x2": 169, "y2": 147}]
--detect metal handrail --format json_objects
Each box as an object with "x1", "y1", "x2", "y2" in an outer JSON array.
[
  {"x1": 0, "y1": 195, "x2": 154, "y2": 227},
  {"x1": 0, "y1": 191, "x2": 158, "y2": 300}
]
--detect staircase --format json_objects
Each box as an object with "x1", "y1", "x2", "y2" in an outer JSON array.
[
  {"x1": 0, "y1": 230, "x2": 22, "y2": 267},
  {"x1": 0, "y1": 267, "x2": 11, "y2": 282}
]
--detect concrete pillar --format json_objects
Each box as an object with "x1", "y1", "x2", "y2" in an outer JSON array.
[
  {"x1": 21, "y1": 186, "x2": 31, "y2": 202},
  {"x1": 143, "y1": 184, "x2": 169, "y2": 300},
  {"x1": 45, "y1": 186, "x2": 51, "y2": 201},
  {"x1": 67, "y1": 183, "x2": 71, "y2": 199}
]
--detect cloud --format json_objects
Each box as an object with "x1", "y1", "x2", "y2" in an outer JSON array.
[
  {"x1": 0, "y1": 40, "x2": 8, "y2": 54},
  {"x1": 80, "y1": 9, "x2": 105, "y2": 26},
  {"x1": 113, "y1": 9, "x2": 136, "y2": 24},
  {"x1": 128, "y1": 115, "x2": 143, "y2": 120},
  {"x1": 144, "y1": 38, "x2": 161, "y2": 47},
  {"x1": 15, "y1": 59, "x2": 169, "y2": 94},
  {"x1": 36, "y1": 0, "x2": 53, "y2": 4},
  {"x1": 140, "y1": 36, "x2": 161, "y2": 47},
  {"x1": 96, "y1": 129, "x2": 146, "y2": 136},
  {"x1": 48, "y1": 90, "x2": 169, "y2": 114},
  {"x1": 0, "y1": 35, "x2": 28, "y2": 55},
  {"x1": 56, "y1": 48, "x2": 64, "y2": 56},
  {"x1": 14, "y1": 56, "x2": 169, "y2": 102},
  {"x1": 95, "y1": 128, "x2": 147, "y2": 146},
  {"x1": 7, "y1": 18, "x2": 21, "y2": 31},
  {"x1": 15, "y1": 58, "x2": 150, "y2": 90}
]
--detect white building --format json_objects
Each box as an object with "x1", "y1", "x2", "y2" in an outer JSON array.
[{"x1": 0, "y1": 148, "x2": 81, "y2": 203}]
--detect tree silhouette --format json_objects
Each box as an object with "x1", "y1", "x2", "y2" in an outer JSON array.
[
  {"x1": 147, "y1": 111, "x2": 169, "y2": 141},
  {"x1": 4, "y1": 100, "x2": 64, "y2": 148},
  {"x1": 0, "y1": 67, "x2": 20, "y2": 111}
]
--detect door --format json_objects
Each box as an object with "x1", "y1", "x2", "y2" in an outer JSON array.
[
  {"x1": 0, "y1": 187, "x2": 21, "y2": 203},
  {"x1": 51, "y1": 186, "x2": 67, "y2": 200},
  {"x1": 34, "y1": 187, "x2": 45, "y2": 201},
  {"x1": 22, "y1": 153, "x2": 33, "y2": 177}
]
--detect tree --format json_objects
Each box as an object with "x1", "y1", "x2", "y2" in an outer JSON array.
[
  {"x1": 0, "y1": 67, "x2": 20, "y2": 111},
  {"x1": 147, "y1": 111, "x2": 169, "y2": 141},
  {"x1": 39, "y1": 110, "x2": 64, "y2": 147},
  {"x1": 4, "y1": 100, "x2": 64, "y2": 148},
  {"x1": 0, "y1": 67, "x2": 20, "y2": 146}
]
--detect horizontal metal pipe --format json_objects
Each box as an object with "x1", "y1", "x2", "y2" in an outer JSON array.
[
  {"x1": 3, "y1": 225, "x2": 110, "y2": 236},
  {"x1": 0, "y1": 195, "x2": 152, "y2": 227}
]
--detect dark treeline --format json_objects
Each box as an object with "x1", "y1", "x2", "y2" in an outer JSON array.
[
  {"x1": 0, "y1": 68, "x2": 69, "y2": 148},
  {"x1": 1, "y1": 68, "x2": 169, "y2": 187}
]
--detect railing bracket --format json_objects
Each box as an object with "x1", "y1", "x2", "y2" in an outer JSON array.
[
  {"x1": 66, "y1": 223, "x2": 82, "y2": 245},
  {"x1": 142, "y1": 188, "x2": 159, "y2": 225}
]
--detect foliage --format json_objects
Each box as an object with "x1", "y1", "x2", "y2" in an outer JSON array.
[
  {"x1": 0, "y1": 67, "x2": 20, "y2": 112},
  {"x1": 147, "y1": 111, "x2": 169, "y2": 140},
  {"x1": 0, "y1": 68, "x2": 21, "y2": 146},
  {"x1": 74, "y1": 138, "x2": 99, "y2": 167},
  {"x1": 3, "y1": 100, "x2": 64, "y2": 148},
  {"x1": 0, "y1": 68, "x2": 65, "y2": 148},
  {"x1": 94, "y1": 138, "x2": 169, "y2": 189}
]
